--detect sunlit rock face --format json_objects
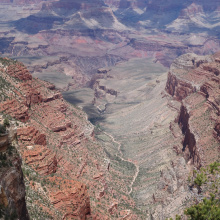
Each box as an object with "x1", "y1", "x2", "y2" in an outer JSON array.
[
  {"x1": 166, "y1": 52, "x2": 220, "y2": 167},
  {"x1": 0, "y1": 0, "x2": 219, "y2": 87}
]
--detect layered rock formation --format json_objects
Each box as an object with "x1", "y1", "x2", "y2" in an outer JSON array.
[
  {"x1": 0, "y1": 43, "x2": 219, "y2": 220},
  {"x1": 166, "y1": 52, "x2": 220, "y2": 168},
  {"x1": 0, "y1": 122, "x2": 29, "y2": 219},
  {"x1": 75, "y1": 53, "x2": 220, "y2": 219},
  {"x1": 0, "y1": 58, "x2": 141, "y2": 219},
  {"x1": 0, "y1": 59, "x2": 92, "y2": 219},
  {"x1": 0, "y1": 0, "x2": 219, "y2": 92}
]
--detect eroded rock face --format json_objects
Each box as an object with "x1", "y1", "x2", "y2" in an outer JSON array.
[
  {"x1": 0, "y1": 58, "x2": 138, "y2": 219},
  {"x1": 49, "y1": 177, "x2": 90, "y2": 220},
  {"x1": 166, "y1": 52, "x2": 220, "y2": 167},
  {"x1": 165, "y1": 53, "x2": 212, "y2": 101},
  {"x1": 0, "y1": 129, "x2": 29, "y2": 220},
  {"x1": 0, "y1": 58, "x2": 93, "y2": 219},
  {"x1": 0, "y1": 99, "x2": 29, "y2": 122},
  {"x1": 1, "y1": 159, "x2": 29, "y2": 220},
  {"x1": 166, "y1": 71, "x2": 195, "y2": 101},
  {"x1": 178, "y1": 105, "x2": 201, "y2": 167},
  {"x1": 7, "y1": 63, "x2": 32, "y2": 81},
  {"x1": 17, "y1": 127, "x2": 47, "y2": 146}
]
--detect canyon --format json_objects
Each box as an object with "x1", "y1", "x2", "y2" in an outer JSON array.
[
  {"x1": 0, "y1": 58, "x2": 143, "y2": 219},
  {"x1": 0, "y1": 0, "x2": 219, "y2": 219},
  {"x1": 71, "y1": 52, "x2": 220, "y2": 219},
  {"x1": 0, "y1": 52, "x2": 219, "y2": 218},
  {"x1": 0, "y1": 0, "x2": 219, "y2": 89}
]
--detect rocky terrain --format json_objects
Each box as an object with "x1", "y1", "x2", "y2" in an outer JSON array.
[
  {"x1": 0, "y1": 35, "x2": 219, "y2": 220},
  {"x1": 0, "y1": 117, "x2": 29, "y2": 220},
  {"x1": 166, "y1": 52, "x2": 220, "y2": 167},
  {"x1": 0, "y1": 58, "x2": 145, "y2": 219},
  {"x1": 0, "y1": 0, "x2": 219, "y2": 91},
  {"x1": 69, "y1": 58, "x2": 191, "y2": 219},
  {"x1": 67, "y1": 52, "x2": 220, "y2": 218},
  {"x1": 0, "y1": 0, "x2": 220, "y2": 219}
]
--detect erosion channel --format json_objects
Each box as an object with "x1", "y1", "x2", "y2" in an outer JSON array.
[{"x1": 62, "y1": 58, "x2": 189, "y2": 218}]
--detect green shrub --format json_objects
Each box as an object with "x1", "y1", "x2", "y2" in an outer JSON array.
[
  {"x1": 194, "y1": 171, "x2": 207, "y2": 187},
  {"x1": 168, "y1": 162, "x2": 220, "y2": 219},
  {"x1": 3, "y1": 118, "x2": 9, "y2": 127},
  {"x1": 209, "y1": 162, "x2": 220, "y2": 174},
  {"x1": 185, "y1": 194, "x2": 220, "y2": 220}
]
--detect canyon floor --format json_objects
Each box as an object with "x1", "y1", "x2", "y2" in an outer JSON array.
[{"x1": 61, "y1": 58, "x2": 193, "y2": 218}]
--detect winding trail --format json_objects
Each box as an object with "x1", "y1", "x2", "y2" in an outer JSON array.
[{"x1": 103, "y1": 131, "x2": 139, "y2": 195}]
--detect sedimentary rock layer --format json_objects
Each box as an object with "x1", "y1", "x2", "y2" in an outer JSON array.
[
  {"x1": 166, "y1": 52, "x2": 220, "y2": 167},
  {"x1": 0, "y1": 58, "x2": 139, "y2": 219}
]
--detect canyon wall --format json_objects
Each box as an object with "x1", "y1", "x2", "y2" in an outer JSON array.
[
  {"x1": 166, "y1": 52, "x2": 220, "y2": 167},
  {"x1": 0, "y1": 57, "x2": 142, "y2": 219},
  {"x1": 0, "y1": 124, "x2": 29, "y2": 219},
  {"x1": 0, "y1": 58, "x2": 91, "y2": 219},
  {"x1": 0, "y1": 0, "x2": 220, "y2": 91}
]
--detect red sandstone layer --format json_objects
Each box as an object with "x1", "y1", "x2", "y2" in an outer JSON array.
[{"x1": 166, "y1": 52, "x2": 220, "y2": 167}]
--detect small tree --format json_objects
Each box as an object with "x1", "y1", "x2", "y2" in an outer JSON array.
[
  {"x1": 3, "y1": 118, "x2": 9, "y2": 127},
  {"x1": 185, "y1": 194, "x2": 220, "y2": 220},
  {"x1": 194, "y1": 171, "x2": 207, "y2": 193},
  {"x1": 209, "y1": 162, "x2": 220, "y2": 174},
  {"x1": 167, "y1": 162, "x2": 220, "y2": 219}
]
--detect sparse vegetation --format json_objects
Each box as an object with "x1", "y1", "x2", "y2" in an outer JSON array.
[
  {"x1": 0, "y1": 144, "x2": 18, "y2": 168},
  {"x1": 3, "y1": 118, "x2": 9, "y2": 127},
  {"x1": 185, "y1": 194, "x2": 220, "y2": 220},
  {"x1": 168, "y1": 162, "x2": 220, "y2": 219},
  {"x1": 0, "y1": 57, "x2": 19, "y2": 66},
  {"x1": 184, "y1": 162, "x2": 220, "y2": 219}
]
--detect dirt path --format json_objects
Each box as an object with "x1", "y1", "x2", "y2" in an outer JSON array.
[{"x1": 103, "y1": 131, "x2": 139, "y2": 195}]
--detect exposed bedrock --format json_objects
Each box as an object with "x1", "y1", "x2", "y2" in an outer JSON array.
[
  {"x1": 165, "y1": 53, "x2": 212, "y2": 101},
  {"x1": 0, "y1": 129, "x2": 29, "y2": 220},
  {"x1": 1, "y1": 159, "x2": 29, "y2": 220},
  {"x1": 165, "y1": 71, "x2": 196, "y2": 101},
  {"x1": 166, "y1": 52, "x2": 220, "y2": 167},
  {"x1": 0, "y1": 58, "x2": 93, "y2": 219},
  {"x1": 0, "y1": 57, "x2": 139, "y2": 219},
  {"x1": 178, "y1": 105, "x2": 201, "y2": 168}
]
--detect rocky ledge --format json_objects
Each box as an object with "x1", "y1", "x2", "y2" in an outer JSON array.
[
  {"x1": 0, "y1": 58, "x2": 138, "y2": 219},
  {"x1": 166, "y1": 52, "x2": 220, "y2": 167},
  {"x1": 0, "y1": 123, "x2": 29, "y2": 220},
  {"x1": 0, "y1": 58, "x2": 92, "y2": 219}
]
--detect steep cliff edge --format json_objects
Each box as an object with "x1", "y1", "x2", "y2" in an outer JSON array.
[
  {"x1": 0, "y1": 121, "x2": 29, "y2": 220},
  {"x1": 166, "y1": 52, "x2": 220, "y2": 167},
  {"x1": 0, "y1": 58, "x2": 92, "y2": 219},
  {"x1": 0, "y1": 57, "x2": 140, "y2": 219}
]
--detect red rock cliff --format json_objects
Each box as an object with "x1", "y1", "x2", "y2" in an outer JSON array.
[
  {"x1": 0, "y1": 58, "x2": 137, "y2": 219},
  {"x1": 0, "y1": 59, "x2": 92, "y2": 219},
  {"x1": 0, "y1": 127, "x2": 29, "y2": 220},
  {"x1": 166, "y1": 52, "x2": 220, "y2": 167}
]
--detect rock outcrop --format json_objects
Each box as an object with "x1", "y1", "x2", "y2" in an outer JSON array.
[
  {"x1": 166, "y1": 52, "x2": 220, "y2": 167},
  {"x1": 0, "y1": 59, "x2": 92, "y2": 219},
  {"x1": 49, "y1": 177, "x2": 90, "y2": 220},
  {"x1": 7, "y1": 63, "x2": 32, "y2": 81},
  {"x1": 0, "y1": 58, "x2": 138, "y2": 219},
  {"x1": 178, "y1": 105, "x2": 201, "y2": 167},
  {"x1": 0, "y1": 126, "x2": 29, "y2": 220}
]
